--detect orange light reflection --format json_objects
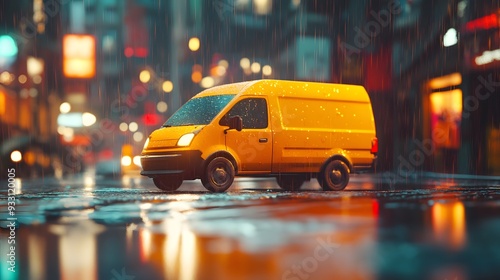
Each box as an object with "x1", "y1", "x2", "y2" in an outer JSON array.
[
  {"x1": 142, "y1": 198, "x2": 379, "y2": 280},
  {"x1": 431, "y1": 201, "x2": 467, "y2": 250}
]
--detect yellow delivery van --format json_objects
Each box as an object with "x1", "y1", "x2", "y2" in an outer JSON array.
[{"x1": 140, "y1": 79, "x2": 377, "y2": 192}]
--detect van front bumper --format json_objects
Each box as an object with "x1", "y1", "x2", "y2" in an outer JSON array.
[{"x1": 140, "y1": 150, "x2": 203, "y2": 179}]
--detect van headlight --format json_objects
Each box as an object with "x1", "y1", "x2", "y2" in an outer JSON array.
[{"x1": 177, "y1": 133, "x2": 195, "y2": 147}]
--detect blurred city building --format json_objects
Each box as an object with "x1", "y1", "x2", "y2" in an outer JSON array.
[
  {"x1": 0, "y1": 0, "x2": 66, "y2": 178},
  {"x1": 386, "y1": 0, "x2": 500, "y2": 175}
]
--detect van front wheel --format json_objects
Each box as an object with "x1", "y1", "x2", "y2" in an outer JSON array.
[
  {"x1": 202, "y1": 157, "x2": 235, "y2": 193},
  {"x1": 153, "y1": 176, "x2": 183, "y2": 191},
  {"x1": 318, "y1": 160, "x2": 349, "y2": 191}
]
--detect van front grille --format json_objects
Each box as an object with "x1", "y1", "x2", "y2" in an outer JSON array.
[{"x1": 148, "y1": 139, "x2": 178, "y2": 148}]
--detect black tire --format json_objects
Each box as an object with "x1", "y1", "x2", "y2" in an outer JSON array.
[
  {"x1": 318, "y1": 160, "x2": 350, "y2": 191},
  {"x1": 276, "y1": 175, "x2": 305, "y2": 191},
  {"x1": 201, "y1": 157, "x2": 235, "y2": 193},
  {"x1": 153, "y1": 176, "x2": 183, "y2": 191}
]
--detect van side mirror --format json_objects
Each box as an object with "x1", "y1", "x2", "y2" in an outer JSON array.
[{"x1": 228, "y1": 116, "x2": 243, "y2": 132}]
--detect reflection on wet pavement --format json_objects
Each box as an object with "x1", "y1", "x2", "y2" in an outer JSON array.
[{"x1": 1, "y1": 175, "x2": 500, "y2": 279}]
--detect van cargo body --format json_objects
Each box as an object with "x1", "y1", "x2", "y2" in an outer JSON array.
[{"x1": 141, "y1": 79, "x2": 377, "y2": 192}]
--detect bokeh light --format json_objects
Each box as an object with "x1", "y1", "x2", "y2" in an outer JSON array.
[
  {"x1": 82, "y1": 112, "x2": 96, "y2": 127},
  {"x1": 157, "y1": 101, "x2": 168, "y2": 113},
  {"x1": 129, "y1": 122, "x2": 138, "y2": 132},
  {"x1": 60, "y1": 102, "x2": 71, "y2": 114},
  {"x1": 119, "y1": 122, "x2": 128, "y2": 132},
  {"x1": 10, "y1": 150, "x2": 22, "y2": 162},
  {"x1": 240, "y1": 58, "x2": 250, "y2": 69},
  {"x1": 133, "y1": 132, "x2": 144, "y2": 142},
  {"x1": 251, "y1": 62, "x2": 261, "y2": 73},
  {"x1": 200, "y1": 76, "x2": 215, "y2": 88},
  {"x1": 139, "y1": 70, "x2": 151, "y2": 83},
  {"x1": 162, "y1": 80, "x2": 173, "y2": 93},
  {"x1": 262, "y1": 65, "x2": 272, "y2": 76},
  {"x1": 188, "y1": 37, "x2": 200, "y2": 51}
]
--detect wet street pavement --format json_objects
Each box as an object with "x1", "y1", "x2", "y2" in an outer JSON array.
[{"x1": 2, "y1": 173, "x2": 500, "y2": 280}]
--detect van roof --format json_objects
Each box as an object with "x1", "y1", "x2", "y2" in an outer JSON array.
[{"x1": 195, "y1": 79, "x2": 370, "y2": 102}]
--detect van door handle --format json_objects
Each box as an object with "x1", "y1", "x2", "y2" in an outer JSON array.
[{"x1": 259, "y1": 138, "x2": 268, "y2": 143}]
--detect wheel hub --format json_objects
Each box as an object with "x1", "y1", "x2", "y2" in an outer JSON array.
[
  {"x1": 213, "y1": 167, "x2": 228, "y2": 184},
  {"x1": 330, "y1": 169, "x2": 342, "y2": 183}
]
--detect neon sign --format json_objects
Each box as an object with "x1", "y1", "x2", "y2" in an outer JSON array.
[{"x1": 466, "y1": 14, "x2": 499, "y2": 32}]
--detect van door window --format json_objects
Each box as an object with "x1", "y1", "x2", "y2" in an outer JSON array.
[{"x1": 222, "y1": 98, "x2": 268, "y2": 129}]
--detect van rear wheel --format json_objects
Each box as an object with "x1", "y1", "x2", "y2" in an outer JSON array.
[
  {"x1": 153, "y1": 176, "x2": 183, "y2": 191},
  {"x1": 318, "y1": 160, "x2": 349, "y2": 191},
  {"x1": 276, "y1": 175, "x2": 305, "y2": 191},
  {"x1": 201, "y1": 157, "x2": 235, "y2": 193}
]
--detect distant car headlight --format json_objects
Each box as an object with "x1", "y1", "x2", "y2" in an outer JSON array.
[
  {"x1": 133, "y1": 156, "x2": 141, "y2": 167},
  {"x1": 143, "y1": 138, "x2": 150, "y2": 150},
  {"x1": 121, "y1": 156, "x2": 132, "y2": 166},
  {"x1": 177, "y1": 133, "x2": 195, "y2": 147}
]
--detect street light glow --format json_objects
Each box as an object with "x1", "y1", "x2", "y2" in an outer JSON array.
[
  {"x1": 216, "y1": 66, "x2": 226, "y2": 76},
  {"x1": 157, "y1": 101, "x2": 168, "y2": 113},
  {"x1": 129, "y1": 122, "x2": 138, "y2": 132},
  {"x1": 134, "y1": 132, "x2": 144, "y2": 142},
  {"x1": 162, "y1": 80, "x2": 173, "y2": 93},
  {"x1": 262, "y1": 65, "x2": 272, "y2": 76},
  {"x1": 27, "y1": 56, "x2": 44, "y2": 77},
  {"x1": 188, "y1": 37, "x2": 200, "y2": 51},
  {"x1": 0, "y1": 71, "x2": 14, "y2": 84},
  {"x1": 32, "y1": 75, "x2": 42, "y2": 84},
  {"x1": 60, "y1": 102, "x2": 71, "y2": 113},
  {"x1": 119, "y1": 122, "x2": 128, "y2": 132},
  {"x1": 11, "y1": 150, "x2": 22, "y2": 162},
  {"x1": 240, "y1": 58, "x2": 250, "y2": 69},
  {"x1": 192, "y1": 64, "x2": 203, "y2": 83},
  {"x1": 475, "y1": 48, "x2": 500, "y2": 66},
  {"x1": 82, "y1": 112, "x2": 97, "y2": 127},
  {"x1": 191, "y1": 71, "x2": 202, "y2": 83},
  {"x1": 140, "y1": 70, "x2": 151, "y2": 83},
  {"x1": 18, "y1": 75, "x2": 27, "y2": 84},
  {"x1": 57, "y1": 126, "x2": 74, "y2": 138},
  {"x1": 253, "y1": 0, "x2": 272, "y2": 15},
  {"x1": 211, "y1": 65, "x2": 226, "y2": 77},
  {"x1": 251, "y1": 62, "x2": 261, "y2": 73},
  {"x1": 218, "y1": 59, "x2": 229, "y2": 68},
  {"x1": 200, "y1": 76, "x2": 215, "y2": 88},
  {"x1": 443, "y1": 28, "x2": 458, "y2": 47}
]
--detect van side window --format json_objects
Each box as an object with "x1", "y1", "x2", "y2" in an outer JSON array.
[{"x1": 223, "y1": 98, "x2": 268, "y2": 129}]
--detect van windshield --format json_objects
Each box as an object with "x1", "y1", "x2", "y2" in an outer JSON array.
[{"x1": 163, "y1": 95, "x2": 236, "y2": 127}]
